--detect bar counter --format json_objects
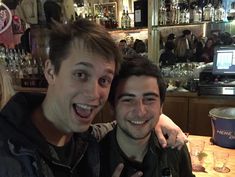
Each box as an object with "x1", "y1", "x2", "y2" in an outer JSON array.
[
  {"x1": 188, "y1": 135, "x2": 235, "y2": 177},
  {"x1": 14, "y1": 85, "x2": 47, "y2": 93}
]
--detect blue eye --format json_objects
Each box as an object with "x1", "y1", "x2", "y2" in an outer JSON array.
[
  {"x1": 99, "y1": 77, "x2": 112, "y2": 88},
  {"x1": 73, "y1": 71, "x2": 87, "y2": 80}
]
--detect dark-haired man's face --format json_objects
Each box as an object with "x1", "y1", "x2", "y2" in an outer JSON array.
[{"x1": 114, "y1": 75, "x2": 162, "y2": 141}]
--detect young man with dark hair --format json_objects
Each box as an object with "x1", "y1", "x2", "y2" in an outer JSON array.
[
  {"x1": 0, "y1": 19, "x2": 186, "y2": 177},
  {"x1": 100, "y1": 56, "x2": 194, "y2": 177}
]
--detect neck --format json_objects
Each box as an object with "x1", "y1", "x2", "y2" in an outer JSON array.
[
  {"x1": 32, "y1": 106, "x2": 73, "y2": 147},
  {"x1": 116, "y1": 127, "x2": 150, "y2": 162}
]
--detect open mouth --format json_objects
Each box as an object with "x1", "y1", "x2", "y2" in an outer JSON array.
[{"x1": 73, "y1": 103, "x2": 94, "y2": 119}]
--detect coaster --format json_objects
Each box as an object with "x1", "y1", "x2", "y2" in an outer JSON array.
[
  {"x1": 192, "y1": 164, "x2": 206, "y2": 172},
  {"x1": 213, "y1": 167, "x2": 230, "y2": 173}
]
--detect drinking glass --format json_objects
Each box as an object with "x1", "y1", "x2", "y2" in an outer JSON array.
[
  {"x1": 189, "y1": 140, "x2": 206, "y2": 172},
  {"x1": 213, "y1": 152, "x2": 230, "y2": 173}
]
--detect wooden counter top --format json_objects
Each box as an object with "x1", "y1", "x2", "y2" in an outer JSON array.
[
  {"x1": 188, "y1": 135, "x2": 235, "y2": 177},
  {"x1": 14, "y1": 85, "x2": 47, "y2": 93}
]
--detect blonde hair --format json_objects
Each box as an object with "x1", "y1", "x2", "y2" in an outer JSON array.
[{"x1": 0, "y1": 65, "x2": 15, "y2": 109}]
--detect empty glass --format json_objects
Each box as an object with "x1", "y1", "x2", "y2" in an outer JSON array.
[
  {"x1": 213, "y1": 152, "x2": 230, "y2": 173},
  {"x1": 189, "y1": 140, "x2": 206, "y2": 172}
]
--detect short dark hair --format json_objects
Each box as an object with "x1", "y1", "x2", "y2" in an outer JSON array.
[
  {"x1": 49, "y1": 19, "x2": 122, "y2": 74},
  {"x1": 108, "y1": 56, "x2": 166, "y2": 107},
  {"x1": 183, "y1": 29, "x2": 191, "y2": 36},
  {"x1": 167, "y1": 33, "x2": 176, "y2": 41},
  {"x1": 120, "y1": 39, "x2": 127, "y2": 43}
]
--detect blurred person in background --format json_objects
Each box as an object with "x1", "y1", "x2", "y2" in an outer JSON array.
[
  {"x1": 201, "y1": 38, "x2": 214, "y2": 63},
  {"x1": 175, "y1": 30, "x2": 195, "y2": 62},
  {"x1": 118, "y1": 39, "x2": 137, "y2": 57},
  {"x1": 159, "y1": 41, "x2": 176, "y2": 67},
  {"x1": 133, "y1": 39, "x2": 147, "y2": 55},
  {"x1": 219, "y1": 32, "x2": 233, "y2": 45},
  {"x1": 167, "y1": 33, "x2": 176, "y2": 42},
  {"x1": 192, "y1": 36, "x2": 204, "y2": 62},
  {"x1": 175, "y1": 36, "x2": 188, "y2": 62}
]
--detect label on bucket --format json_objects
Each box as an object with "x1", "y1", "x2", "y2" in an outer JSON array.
[{"x1": 211, "y1": 117, "x2": 235, "y2": 149}]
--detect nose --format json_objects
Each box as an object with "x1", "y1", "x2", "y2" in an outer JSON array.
[
  {"x1": 85, "y1": 80, "x2": 105, "y2": 100},
  {"x1": 135, "y1": 100, "x2": 147, "y2": 116}
]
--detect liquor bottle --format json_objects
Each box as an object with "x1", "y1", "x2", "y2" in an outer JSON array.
[
  {"x1": 171, "y1": 3, "x2": 177, "y2": 24},
  {"x1": 175, "y1": 4, "x2": 181, "y2": 24},
  {"x1": 25, "y1": 54, "x2": 33, "y2": 78},
  {"x1": 125, "y1": 10, "x2": 131, "y2": 28},
  {"x1": 214, "y1": 3, "x2": 225, "y2": 22},
  {"x1": 184, "y1": 9, "x2": 190, "y2": 23},
  {"x1": 203, "y1": 3, "x2": 214, "y2": 21},
  {"x1": 32, "y1": 58, "x2": 38, "y2": 77},
  {"x1": 159, "y1": 2, "x2": 167, "y2": 25},
  {"x1": 87, "y1": 3, "x2": 93, "y2": 21},
  {"x1": 193, "y1": 6, "x2": 202, "y2": 22},
  {"x1": 121, "y1": 10, "x2": 126, "y2": 29}
]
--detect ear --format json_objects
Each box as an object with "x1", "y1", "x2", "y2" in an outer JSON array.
[{"x1": 44, "y1": 59, "x2": 56, "y2": 84}]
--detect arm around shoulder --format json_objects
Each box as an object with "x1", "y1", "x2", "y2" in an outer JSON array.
[{"x1": 91, "y1": 121, "x2": 116, "y2": 141}]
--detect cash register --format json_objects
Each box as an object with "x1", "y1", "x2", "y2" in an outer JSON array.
[{"x1": 198, "y1": 45, "x2": 235, "y2": 96}]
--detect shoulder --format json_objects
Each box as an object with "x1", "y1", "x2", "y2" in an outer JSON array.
[
  {"x1": 99, "y1": 129, "x2": 115, "y2": 147},
  {"x1": 164, "y1": 144, "x2": 190, "y2": 161},
  {"x1": 166, "y1": 145, "x2": 195, "y2": 177},
  {"x1": 0, "y1": 140, "x2": 24, "y2": 176}
]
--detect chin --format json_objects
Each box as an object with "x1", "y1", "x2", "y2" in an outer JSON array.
[{"x1": 78, "y1": 125, "x2": 91, "y2": 133}]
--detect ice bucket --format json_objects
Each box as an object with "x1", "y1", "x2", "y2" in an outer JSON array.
[{"x1": 209, "y1": 107, "x2": 235, "y2": 149}]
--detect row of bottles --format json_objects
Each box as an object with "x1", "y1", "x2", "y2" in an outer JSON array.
[
  {"x1": 74, "y1": 1, "x2": 147, "y2": 29},
  {"x1": 0, "y1": 46, "x2": 46, "y2": 87},
  {"x1": 74, "y1": 2, "x2": 118, "y2": 29},
  {"x1": 121, "y1": 10, "x2": 131, "y2": 29},
  {"x1": 159, "y1": 0, "x2": 226, "y2": 25}
]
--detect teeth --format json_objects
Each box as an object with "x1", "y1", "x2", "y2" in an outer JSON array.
[
  {"x1": 130, "y1": 120, "x2": 145, "y2": 125},
  {"x1": 75, "y1": 104, "x2": 92, "y2": 110}
]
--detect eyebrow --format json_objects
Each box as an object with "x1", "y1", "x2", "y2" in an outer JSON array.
[
  {"x1": 76, "y1": 62, "x2": 114, "y2": 75},
  {"x1": 144, "y1": 92, "x2": 159, "y2": 97},
  {"x1": 117, "y1": 92, "x2": 159, "y2": 100}
]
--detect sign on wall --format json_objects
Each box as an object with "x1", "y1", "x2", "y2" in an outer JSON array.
[{"x1": 0, "y1": 2, "x2": 12, "y2": 34}]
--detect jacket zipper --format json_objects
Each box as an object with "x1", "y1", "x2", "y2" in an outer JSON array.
[{"x1": 50, "y1": 143, "x2": 88, "y2": 175}]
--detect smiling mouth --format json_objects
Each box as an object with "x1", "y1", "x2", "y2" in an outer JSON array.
[
  {"x1": 129, "y1": 120, "x2": 148, "y2": 125},
  {"x1": 73, "y1": 103, "x2": 96, "y2": 118}
]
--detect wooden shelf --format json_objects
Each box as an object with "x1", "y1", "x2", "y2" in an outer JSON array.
[{"x1": 108, "y1": 27, "x2": 148, "y2": 34}]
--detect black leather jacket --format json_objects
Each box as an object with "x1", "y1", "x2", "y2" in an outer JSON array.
[
  {"x1": 100, "y1": 128, "x2": 195, "y2": 177},
  {"x1": 0, "y1": 92, "x2": 100, "y2": 177}
]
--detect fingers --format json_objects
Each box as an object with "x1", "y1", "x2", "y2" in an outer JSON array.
[
  {"x1": 112, "y1": 163, "x2": 124, "y2": 177},
  {"x1": 168, "y1": 129, "x2": 188, "y2": 150},
  {"x1": 166, "y1": 129, "x2": 178, "y2": 148},
  {"x1": 155, "y1": 127, "x2": 167, "y2": 148},
  {"x1": 112, "y1": 163, "x2": 143, "y2": 177},
  {"x1": 176, "y1": 131, "x2": 188, "y2": 150},
  {"x1": 130, "y1": 171, "x2": 143, "y2": 177}
]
